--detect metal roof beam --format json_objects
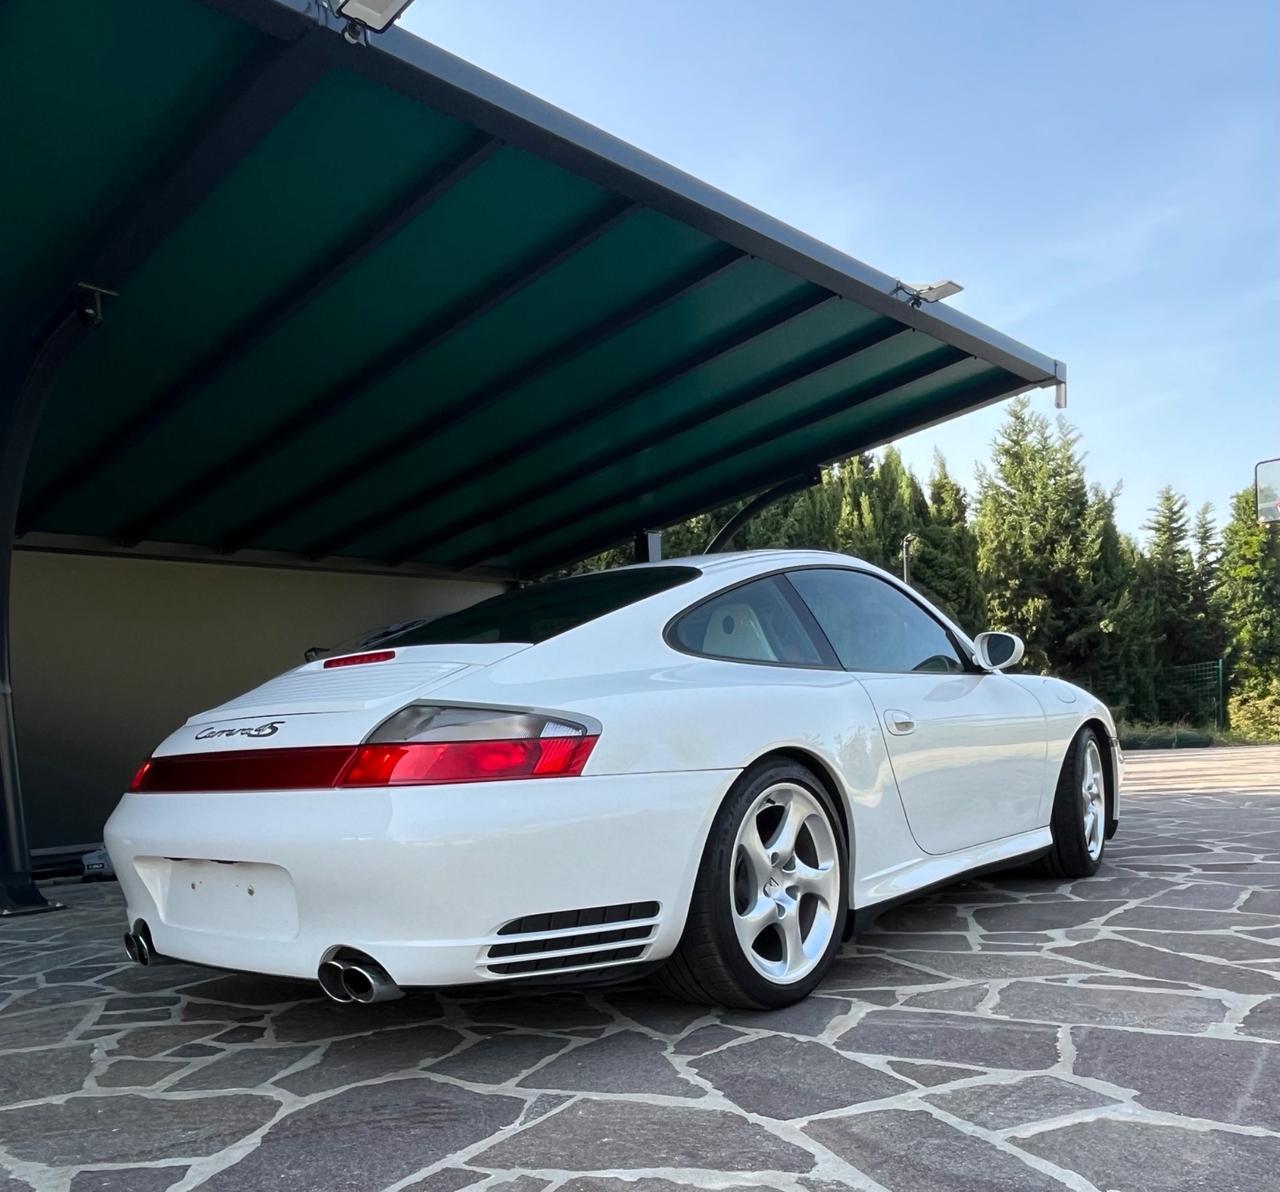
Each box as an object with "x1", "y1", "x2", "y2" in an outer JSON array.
[
  {"x1": 215, "y1": 1, "x2": 1063, "y2": 388},
  {"x1": 388, "y1": 319, "x2": 910, "y2": 566},
  {"x1": 349, "y1": 287, "x2": 833, "y2": 564},
  {"x1": 518, "y1": 366, "x2": 1023, "y2": 576},
  {"x1": 220, "y1": 246, "x2": 746, "y2": 556},
  {"x1": 111, "y1": 196, "x2": 638, "y2": 547},
  {"x1": 19, "y1": 133, "x2": 499, "y2": 531},
  {"x1": 470, "y1": 348, "x2": 973, "y2": 573}
]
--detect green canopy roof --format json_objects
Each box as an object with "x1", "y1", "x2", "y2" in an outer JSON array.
[{"x1": 4, "y1": 0, "x2": 1064, "y2": 578}]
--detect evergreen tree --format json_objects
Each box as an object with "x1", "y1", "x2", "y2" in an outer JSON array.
[
  {"x1": 1216, "y1": 488, "x2": 1280, "y2": 697},
  {"x1": 975, "y1": 399, "x2": 1083, "y2": 676},
  {"x1": 1187, "y1": 502, "x2": 1228, "y2": 662},
  {"x1": 1143, "y1": 486, "x2": 1198, "y2": 665},
  {"x1": 913, "y1": 452, "x2": 984, "y2": 630}
]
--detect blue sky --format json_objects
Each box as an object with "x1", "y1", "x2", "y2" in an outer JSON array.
[{"x1": 403, "y1": 0, "x2": 1279, "y2": 538}]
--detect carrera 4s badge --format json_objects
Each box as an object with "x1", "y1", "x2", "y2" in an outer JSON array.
[{"x1": 194, "y1": 720, "x2": 285, "y2": 741}]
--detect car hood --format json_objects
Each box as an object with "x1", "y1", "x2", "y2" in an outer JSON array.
[{"x1": 155, "y1": 644, "x2": 531, "y2": 756}]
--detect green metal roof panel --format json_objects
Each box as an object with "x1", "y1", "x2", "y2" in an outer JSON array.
[{"x1": 8, "y1": 0, "x2": 1064, "y2": 578}]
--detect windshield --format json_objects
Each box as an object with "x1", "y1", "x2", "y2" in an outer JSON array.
[{"x1": 378, "y1": 566, "x2": 701, "y2": 647}]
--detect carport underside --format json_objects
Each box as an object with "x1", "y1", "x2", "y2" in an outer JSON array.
[{"x1": 0, "y1": 0, "x2": 1064, "y2": 912}]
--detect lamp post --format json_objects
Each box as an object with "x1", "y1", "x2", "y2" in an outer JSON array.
[{"x1": 901, "y1": 533, "x2": 917, "y2": 586}]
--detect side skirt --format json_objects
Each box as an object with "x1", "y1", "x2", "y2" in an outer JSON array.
[{"x1": 843, "y1": 845, "x2": 1051, "y2": 940}]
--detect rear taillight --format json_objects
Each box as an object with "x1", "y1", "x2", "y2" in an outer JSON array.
[
  {"x1": 130, "y1": 747, "x2": 359, "y2": 792},
  {"x1": 130, "y1": 704, "x2": 599, "y2": 792},
  {"x1": 338, "y1": 736, "x2": 597, "y2": 785},
  {"x1": 128, "y1": 759, "x2": 153, "y2": 792}
]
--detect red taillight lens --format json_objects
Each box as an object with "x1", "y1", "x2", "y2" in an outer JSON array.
[
  {"x1": 127, "y1": 737, "x2": 598, "y2": 792},
  {"x1": 128, "y1": 759, "x2": 153, "y2": 792},
  {"x1": 130, "y1": 747, "x2": 359, "y2": 793},
  {"x1": 338, "y1": 736, "x2": 598, "y2": 786},
  {"x1": 323, "y1": 650, "x2": 395, "y2": 669}
]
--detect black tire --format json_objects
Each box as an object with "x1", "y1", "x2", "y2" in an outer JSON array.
[
  {"x1": 656, "y1": 759, "x2": 849, "y2": 1009},
  {"x1": 1034, "y1": 726, "x2": 1108, "y2": 878}
]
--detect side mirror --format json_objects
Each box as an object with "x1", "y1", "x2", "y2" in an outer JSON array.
[{"x1": 974, "y1": 631, "x2": 1025, "y2": 671}]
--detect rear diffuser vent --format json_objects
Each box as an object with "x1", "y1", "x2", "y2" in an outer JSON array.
[{"x1": 483, "y1": 901, "x2": 660, "y2": 978}]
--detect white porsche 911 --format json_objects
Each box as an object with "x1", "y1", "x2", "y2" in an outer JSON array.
[{"x1": 105, "y1": 550, "x2": 1120, "y2": 1009}]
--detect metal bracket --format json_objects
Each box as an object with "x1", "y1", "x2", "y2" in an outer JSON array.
[
  {"x1": 75, "y1": 283, "x2": 118, "y2": 330},
  {"x1": 705, "y1": 469, "x2": 820, "y2": 553}
]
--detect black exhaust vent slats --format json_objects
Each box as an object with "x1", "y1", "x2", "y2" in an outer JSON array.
[
  {"x1": 496, "y1": 901, "x2": 659, "y2": 936},
  {"x1": 488, "y1": 923, "x2": 651, "y2": 959},
  {"x1": 488, "y1": 945, "x2": 647, "y2": 976},
  {"x1": 484, "y1": 901, "x2": 660, "y2": 976}
]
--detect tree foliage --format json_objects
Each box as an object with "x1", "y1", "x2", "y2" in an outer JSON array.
[{"x1": 551, "y1": 398, "x2": 1274, "y2": 735}]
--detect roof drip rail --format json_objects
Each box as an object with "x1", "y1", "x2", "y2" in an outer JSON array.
[{"x1": 705, "y1": 470, "x2": 821, "y2": 554}]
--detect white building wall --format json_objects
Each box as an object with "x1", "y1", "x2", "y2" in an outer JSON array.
[{"x1": 10, "y1": 550, "x2": 502, "y2": 849}]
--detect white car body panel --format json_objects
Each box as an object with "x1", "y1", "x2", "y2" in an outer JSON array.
[
  {"x1": 105, "y1": 549, "x2": 1121, "y2": 990},
  {"x1": 856, "y1": 670, "x2": 1048, "y2": 854}
]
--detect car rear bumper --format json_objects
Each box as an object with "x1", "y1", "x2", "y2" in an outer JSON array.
[{"x1": 103, "y1": 769, "x2": 734, "y2": 987}]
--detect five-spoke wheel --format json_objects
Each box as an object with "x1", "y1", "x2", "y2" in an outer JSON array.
[
  {"x1": 730, "y1": 783, "x2": 840, "y2": 984},
  {"x1": 1037, "y1": 725, "x2": 1109, "y2": 878},
  {"x1": 1080, "y1": 737, "x2": 1106, "y2": 863},
  {"x1": 659, "y1": 759, "x2": 847, "y2": 1008}
]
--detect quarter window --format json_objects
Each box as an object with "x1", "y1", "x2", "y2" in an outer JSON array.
[
  {"x1": 671, "y1": 577, "x2": 827, "y2": 666},
  {"x1": 787, "y1": 569, "x2": 966, "y2": 674}
]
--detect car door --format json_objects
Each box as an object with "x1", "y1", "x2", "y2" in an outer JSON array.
[{"x1": 787, "y1": 567, "x2": 1047, "y2": 855}]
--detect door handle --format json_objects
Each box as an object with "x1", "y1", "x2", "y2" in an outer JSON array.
[{"x1": 884, "y1": 709, "x2": 916, "y2": 736}]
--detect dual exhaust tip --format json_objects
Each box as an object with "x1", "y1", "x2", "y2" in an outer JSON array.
[
  {"x1": 124, "y1": 924, "x2": 400, "y2": 1006},
  {"x1": 317, "y1": 953, "x2": 403, "y2": 1004},
  {"x1": 123, "y1": 922, "x2": 158, "y2": 966}
]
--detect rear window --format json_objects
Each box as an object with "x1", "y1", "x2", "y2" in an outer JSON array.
[{"x1": 380, "y1": 566, "x2": 700, "y2": 646}]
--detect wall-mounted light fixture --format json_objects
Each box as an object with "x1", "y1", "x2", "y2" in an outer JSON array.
[
  {"x1": 335, "y1": 1, "x2": 415, "y2": 42},
  {"x1": 893, "y1": 279, "x2": 964, "y2": 308}
]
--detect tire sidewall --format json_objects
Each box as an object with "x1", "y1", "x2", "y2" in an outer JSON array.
[{"x1": 706, "y1": 761, "x2": 849, "y2": 1007}]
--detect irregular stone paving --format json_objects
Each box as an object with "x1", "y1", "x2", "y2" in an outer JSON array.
[{"x1": 2, "y1": 746, "x2": 1279, "y2": 1191}]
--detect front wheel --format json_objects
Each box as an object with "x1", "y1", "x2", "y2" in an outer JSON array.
[
  {"x1": 1036, "y1": 727, "x2": 1108, "y2": 878},
  {"x1": 657, "y1": 760, "x2": 848, "y2": 1008}
]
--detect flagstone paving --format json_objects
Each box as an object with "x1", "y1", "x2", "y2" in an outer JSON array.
[{"x1": 1, "y1": 746, "x2": 1278, "y2": 1190}]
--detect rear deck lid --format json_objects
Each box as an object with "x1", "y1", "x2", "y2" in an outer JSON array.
[{"x1": 186, "y1": 643, "x2": 529, "y2": 723}]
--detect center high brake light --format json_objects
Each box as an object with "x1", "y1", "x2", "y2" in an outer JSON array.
[{"x1": 129, "y1": 704, "x2": 599, "y2": 792}]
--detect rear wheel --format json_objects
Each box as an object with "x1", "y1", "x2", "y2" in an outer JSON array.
[
  {"x1": 1035, "y1": 727, "x2": 1108, "y2": 878},
  {"x1": 657, "y1": 759, "x2": 848, "y2": 1008}
]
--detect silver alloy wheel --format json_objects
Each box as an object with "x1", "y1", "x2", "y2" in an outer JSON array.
[
  {"x1": 1081, "y1": 738, "x2": 1106, "y2": 861},
  {"x1": 729, "y1": 782, "x2": 840, "y2": 984}
]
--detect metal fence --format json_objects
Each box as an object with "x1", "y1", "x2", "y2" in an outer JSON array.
[{"x1": 1158, "y1": 659, "x2": 1226, "y2": 729}]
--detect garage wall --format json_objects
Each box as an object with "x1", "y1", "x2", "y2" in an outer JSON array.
[{"x1": 10, "y1": 551, "x2": 503, "y2": 850}]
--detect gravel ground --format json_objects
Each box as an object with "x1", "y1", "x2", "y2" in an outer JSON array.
[{"x1": 1, "y1": 746, "x2": 1278, "y2": 1191}]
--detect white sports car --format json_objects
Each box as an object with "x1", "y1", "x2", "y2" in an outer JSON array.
[{"x1": 105, "y1": 550, "x2": 1120, "y2": 1009}]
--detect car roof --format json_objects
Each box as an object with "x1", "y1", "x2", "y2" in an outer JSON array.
[{"x1": 614, "y1": 548, "x2": 877, "y2": 577}]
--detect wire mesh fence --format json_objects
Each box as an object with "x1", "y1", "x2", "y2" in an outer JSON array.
[{"x1": 1158, "y1": 659, "x2": 1225, "y2": 728}]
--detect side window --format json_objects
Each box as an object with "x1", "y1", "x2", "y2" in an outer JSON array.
[
  {"x1": 787, "y1": 569, "x2": 966, "y2": 674},
  {"x1": 671, "y1": 577, "x2": 827, "y2": 666}
]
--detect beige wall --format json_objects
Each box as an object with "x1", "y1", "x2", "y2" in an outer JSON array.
[{"x1": 11, "y1": 551, "x2": 502, "y2": 850}]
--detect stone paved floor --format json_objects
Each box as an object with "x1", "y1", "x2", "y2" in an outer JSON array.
[{"x1": 2, "y1": 747, "x2": 1279, "y2": 1192}]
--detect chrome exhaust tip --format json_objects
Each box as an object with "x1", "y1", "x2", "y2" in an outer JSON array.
[
  {"x1": 317, "y1": 959, "x2": 354, "y2": 1003},
  {"x1": 316, "y1": 952, "x2": 403, "y2": 1004},
  {"x1": 123, "y1": 921, "x2": 162, "y2": 966},
  {"x1": 124, "y1": 922, "x2": 157, "y2": 965},
  {"x1": 341, "y1": 961, "x2": 403, "y2": 1005}
]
